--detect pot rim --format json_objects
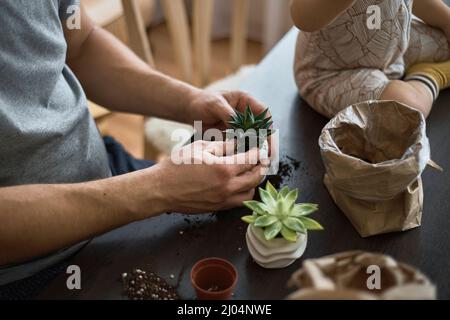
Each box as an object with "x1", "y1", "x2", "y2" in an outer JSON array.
[{"x1": 190, "y1": 257, "x2": 238, "y2": 298}]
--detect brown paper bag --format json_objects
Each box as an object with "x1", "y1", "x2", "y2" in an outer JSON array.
[
  {"x1": 287, "y1": 251, "x2": 436, "y2": 300},
  {"x1": 319, "y1": 100, "x2": 430, "y2": 237}
]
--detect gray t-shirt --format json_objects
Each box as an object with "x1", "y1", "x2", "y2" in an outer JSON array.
[{"x1": 0, "y1": 0, "x2": 112, "y2": 285}]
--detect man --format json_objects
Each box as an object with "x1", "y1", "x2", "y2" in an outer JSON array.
[{"x1": 0, "y1": 0, "x2": 268, "y2": 288}]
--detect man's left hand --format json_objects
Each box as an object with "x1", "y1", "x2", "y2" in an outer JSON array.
[{"x1": 187, "y1": 91, "x2": 270, "y2": 132}]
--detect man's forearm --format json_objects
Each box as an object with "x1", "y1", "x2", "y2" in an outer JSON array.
[
  {"x1": 0, "y1": 169, "x2": 165, "y2": 266},
  {"x1": 413, "y1": 0, "x2": 450, "y2": 30},
  {"x1": 67, "y1": 24, "x2": 201, "y2": 124},
  {"x1": 290, "y1": 0, "x2": 356, "y2": 32}
]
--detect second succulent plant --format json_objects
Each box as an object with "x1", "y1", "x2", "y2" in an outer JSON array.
[{"x1": 242, "y1": 181, "x2": 323, "y2": 242}]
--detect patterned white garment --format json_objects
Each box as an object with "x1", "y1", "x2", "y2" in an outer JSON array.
[{"x1": 294, "y1": 0, "x2": 450, "y2": 118}]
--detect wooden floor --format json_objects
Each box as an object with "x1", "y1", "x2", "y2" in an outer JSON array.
[{"x1": 97, "y1": 23, "x2": 263, "y2": 159}]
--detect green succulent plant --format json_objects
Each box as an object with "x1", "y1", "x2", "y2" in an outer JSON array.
[
  {"x1": 242, "y1": 181, "x2": 323, "y2": 242},
  {"x1": 228, "y1": 106, "x2": 272, "y2": 151}
]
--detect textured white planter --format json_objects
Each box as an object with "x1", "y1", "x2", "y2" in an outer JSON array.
[{"x1": 246, "y1": 225, "x2": 307, "y2": 269}]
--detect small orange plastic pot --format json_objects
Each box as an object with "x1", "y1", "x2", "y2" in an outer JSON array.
[{"x1": 190, "y1": 258, "x2": 238, "y2": 300}]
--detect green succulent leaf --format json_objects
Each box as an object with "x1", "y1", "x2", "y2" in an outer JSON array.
[
  {"x1": 249, "y1": 111, "x2": 255, "y2": 124},
  {"x1": 265, "y1": 181, "x2": 278, "y2": 199},
  {"x1": 299, "y1": 216, "x2": 324, "y2": 230},
  {"x1": 278, "y1": 186, "x2": 289, "y2": 199},
  {"x1": 292, "y1": 203, "x2": 319, "y2": 216},
  {"x1": 282, "y1": 217, "x2": 306, "y2": 233},
  {"x1": 255, "y1": 108, "x2": 269, "y2": 121},
  {"x1": 245, "y1": 105, "x2": 252, "y2": 118},
  {"x1": 235, "y1": 111, "x2": 244, "y2": 123},
  {"x1": 243, "y1": 200, "x2": 267, "y2": 216},
  {"x1": 227, "y1": 105, "x2": 273, "y2": 142},
  {"x1": 281, "y1": 226, "x2": 298, "y2": 242},
  {"x1": 241, "y1": 215, "x2": 256, "y2": 224},
  {"x1": 276, "y1": 200, "x2": 285, "y2": 216},
  {"x1": 228, "y1": 120, "x2": 240, "y2": 128},
  {"x1": 264, "y1": 221, "x2": 282, "y2": 240},
  {"x1": 241, "y1": 183, "x2": 322, "y2": 238},
  {"x1": 259, "y1": 188, "x2": 276, "y2": 208},
  {"x1": 254, "y1": 215, "x2": 278, "y2": 228},
  {"x1": 264, "y1": 120, "x2": 274, "y2": 129},
  {"x1": 285, "y1": 189, "x2": 299, "y2": 207}
]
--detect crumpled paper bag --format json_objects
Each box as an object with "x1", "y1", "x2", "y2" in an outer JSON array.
[
  {"x1": 319, "y1": 100, "x2": 431, "y2": 237},
  {"x1": 287, "y1": 251, "x2": 436, "y2": 300}
]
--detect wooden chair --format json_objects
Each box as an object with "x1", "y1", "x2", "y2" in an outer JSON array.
[
  {"x1": 160, "y1": 0, "x2": 193, "y2": 83},
  {"x1": 120, "y1": 0, "x2": 253, "y2": 159},
  {"x1": 121, "y1": 0, "x2": 250, "y2": 86},
  {"x1": 171, "y1": 0, "x2": 250, "y2": 86},
  {"x1": 83, "y1": 0, "x2": 155, "y2": 121},
  {"x1": 120, "y1": 0, "x2": 155, "y2": 66}
]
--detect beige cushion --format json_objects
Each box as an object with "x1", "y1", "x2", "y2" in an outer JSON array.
[
  {"x1": 205, "y1": 65, "x2": 256, "y2": 92},
  {"x1": 82, "y1": 0, "x2": 154, "y2": 27}
]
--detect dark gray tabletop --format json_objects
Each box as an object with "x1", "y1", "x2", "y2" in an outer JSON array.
[{"x1": 39, "y1": 28, "x2": 450, "y2": 300}]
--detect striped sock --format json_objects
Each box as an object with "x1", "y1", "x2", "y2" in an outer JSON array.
[
  {"x1": 404, "y1": 74, "x2": 439, "y2": 100},
  {"x1": 404, "y1": 61, "x2": 450, "y2": 101}
]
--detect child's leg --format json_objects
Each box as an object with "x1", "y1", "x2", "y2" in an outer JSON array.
[
  {"x1": 380, "y1": 80, "x2": 434, "y2": 117},
  {"x1": 386, "y1": 18, "x2": 450, "y2": 118},
  {"x1": 381, "y1": 60, "x2": 450, "y2": 118},
  {"x1": 404, "y1": 18, "x2": 450, "y2": 67},
  {"x1": 295, "y1": 68, "x2": 389, "y2": 119}
]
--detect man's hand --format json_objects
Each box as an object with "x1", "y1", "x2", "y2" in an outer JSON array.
[
  {"x1": 129, "y1": 140, "x2": 266, "y2": 217},
  {"x1": 187, "y1": 91, "x2": 271, "y2": 131},
  {"x1": 0, "y1": 139, "x2": 267, "y2": 265}
]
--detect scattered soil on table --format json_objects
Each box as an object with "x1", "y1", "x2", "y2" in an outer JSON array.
[
  {"x1": 265, "y1": 155, "x2": 301, "y2": 189},
  {"x1": 122, "y1": 268, "x2": 179, "y2": 300},
  {"x1": 183, "y1": 215, "x2": 213, "y2": 226},
  {"x1": 286, "y1": 156, "x2": 301, "y2": 170}
]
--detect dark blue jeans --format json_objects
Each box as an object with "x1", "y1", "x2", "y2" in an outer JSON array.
[
  {"x1": 103, "y1": 136, "x2": 155, "y2": 175},
  {"x1": 0, "y1": 136, "x2": 155, "y2": 300}
]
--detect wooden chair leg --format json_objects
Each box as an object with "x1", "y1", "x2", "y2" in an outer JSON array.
[
  {"x1": 160, "y1": 0, "x2": 193, "y2": 83},
  {"x1": 231, "y1": 0, "x2": 250, "y2": 71},
  {"x1": 121, "y1": 0, "x2": 157, "y2": 160},
  {"x1": 121, "y1": 0, "x2": 155, "y2": 66},
  {"x1": 193, "y1": 0, "x2": 214, "y2": 87}
]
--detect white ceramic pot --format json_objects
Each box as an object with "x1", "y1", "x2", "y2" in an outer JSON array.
[
  {"x1": 246, "y1": 225, "x2": 307, "y2": 269},
  {"x1": 258, "y1": 140, "x2": 270, "y2": 184},
  {"x1": 259, "y1": 139, "x2": 269, "y2": 160}
]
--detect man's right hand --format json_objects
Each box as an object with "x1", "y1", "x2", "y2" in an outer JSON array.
[
  {"x1": 0, "y1": 140, "x2": 267, "y2": 265},
  {"x1": 129, "y1": 140, "x2": 267, "y2": 218}
]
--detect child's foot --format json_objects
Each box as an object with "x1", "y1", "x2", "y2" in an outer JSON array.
[{"x1": 404, "y1": 61, "x2": 450, "y2": 100}]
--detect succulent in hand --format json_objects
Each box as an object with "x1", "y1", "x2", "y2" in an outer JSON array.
[
  {"x1": 228, "y1": 106, "x2": 272, "y2": 151},
  {"x1": 242, "y1": 181, "x2": 323, "y2": 242}
]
